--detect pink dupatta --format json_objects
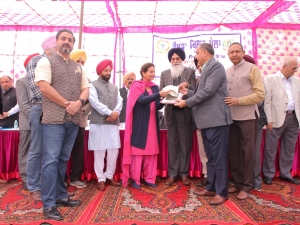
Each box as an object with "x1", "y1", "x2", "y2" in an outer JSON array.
[{"x1": 122, "y1": 80, "x2": 157, "y2": 186}]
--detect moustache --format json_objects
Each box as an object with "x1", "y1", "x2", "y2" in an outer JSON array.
[
  {"x1": 128, "y1": 81, "x2": 132, "y2": 85},
  {"x1": 62, "y1": 44, "x2": 70, "y2": 48}
]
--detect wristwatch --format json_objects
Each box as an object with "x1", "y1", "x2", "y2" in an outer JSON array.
[{"x1": 78, "y1": 98, "x2": 85, "y2": 106}]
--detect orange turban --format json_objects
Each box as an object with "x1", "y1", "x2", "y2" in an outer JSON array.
[
  {"x1": 96, "y1": 59, "x2": 113, "y2": 75},
  {"x1": 70, "y1": 50, "x2": 87, "y2": 64},
  {"x1": 24, "y1": 53, "x2": 39, "y2": 68}
]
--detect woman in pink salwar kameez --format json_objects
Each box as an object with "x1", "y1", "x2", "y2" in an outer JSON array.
[{"x1": 122, "y1": 63, "x2": 170, "y2": 189}]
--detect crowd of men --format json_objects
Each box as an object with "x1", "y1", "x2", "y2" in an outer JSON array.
[{"x1": 0, "y1": 29, "x2": 300, "y2": 220}]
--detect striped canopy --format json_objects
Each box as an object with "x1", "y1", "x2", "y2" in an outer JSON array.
[{"x1": 0, "y1": 0, "x2": 299, "y2": 33}]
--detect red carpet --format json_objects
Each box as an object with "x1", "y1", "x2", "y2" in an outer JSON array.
[{"x1": 0, "y1": 177, "x2": 299, "y2": 225}]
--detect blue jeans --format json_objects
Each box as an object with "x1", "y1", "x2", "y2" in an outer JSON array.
[
  {"x1": 41, "y1": 122, "x2": 79, "y2": 209},
  {"x1": 27, "y1": 105, "x2": 43, "y2": 192}
]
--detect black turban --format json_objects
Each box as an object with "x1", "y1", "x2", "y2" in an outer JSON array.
[{"x1": 168, "y1": 48, "x2": 186, "y2": 62}]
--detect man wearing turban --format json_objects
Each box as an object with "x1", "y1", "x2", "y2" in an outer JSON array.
[
  {"x1": 159, "y1": 48, "x2": 196, "y2": 186},
  {"x1": 119, "y1": 72, "x2": 136, "y2": 123},
  {"x1": 70, "y1": 49, "x2": 87, "y2": 66},
  {"x1": 88, "y1": 59, "x2": 123, "y2": 191},
  {"x1": 67, "y1": 49, "x2": 89, "y2": 189},
  {"x1": 26, "y1": 34, "x2": 57, "y2": 204},
  {"x1": 14, "y1": 54, "x2": 38, "y2": 192}
]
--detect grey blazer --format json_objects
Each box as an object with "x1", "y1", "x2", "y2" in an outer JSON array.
[
  {"x1": 160, "y1": 67, "x2": 196, "y2": 126},
  {"x1": 16, "y1": 77, "x2": 31, "y2": 130},
  {"x1": 186, "y1": 58, "x2": 232, "y2": 129}
]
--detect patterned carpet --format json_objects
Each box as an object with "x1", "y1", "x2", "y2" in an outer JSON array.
[{"x1": 0, "y1": 177, "x2": 299, "y2": 225}]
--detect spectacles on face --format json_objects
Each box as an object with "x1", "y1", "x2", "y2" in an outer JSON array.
[{"x1": 288, "y1": 65, "x2": 299, "y2": 71}]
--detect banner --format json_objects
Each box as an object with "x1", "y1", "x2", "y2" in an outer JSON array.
[{"x1": 152, "y1": 33, "x2": 241, "y2": 84}]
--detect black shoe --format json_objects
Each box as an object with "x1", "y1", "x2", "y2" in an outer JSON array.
[
  {"x1": 263, "y1": 177, "x2": 272, "y2": 185},
  {"x1": 43, "y1": 207, "x2": 63, "y2": 221},
  {"x1": 22, "y1": 182, "x2": 28, "y2": 191},
  {"x1": 56, "y1": 197, "x2": 81, "y2": 207},
  {"x1": 279, "y1": 176, "x2": 300, "y2": 185}
]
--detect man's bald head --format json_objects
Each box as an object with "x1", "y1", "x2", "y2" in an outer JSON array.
[
  {"x1": 0, "y1": 75, "x2": 13, "y2": 91},
  {"x1": 281, "y1": 57, "x2": 299, "y2": 78}
]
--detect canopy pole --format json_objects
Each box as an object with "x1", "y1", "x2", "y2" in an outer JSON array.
[
  {"x1": 119, "y1": 28, "x2": 122, "y2": 88},
  {"x1": 78, "y1": 0, "x2": 84, "y2": 49}
]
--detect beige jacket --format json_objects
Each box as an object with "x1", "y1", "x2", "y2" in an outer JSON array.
[{"x1": 264, "y1": 71, "x2": 300, "y2": 128}]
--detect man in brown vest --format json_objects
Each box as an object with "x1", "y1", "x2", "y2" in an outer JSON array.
[
  {"x1": 225, "y1": 42, "x2": 265, "y2": 200},
  {"x1": 35, "y1": 29, "x2": 89, "y2": 221}
]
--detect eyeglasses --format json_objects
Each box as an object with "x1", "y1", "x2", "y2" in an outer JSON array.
[{"x1": 288, "y1": 65, "x2": 299, "y2": 70}]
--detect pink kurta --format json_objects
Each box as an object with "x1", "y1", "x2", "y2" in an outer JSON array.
[
  {"x1": 130, "y1": 89, "x2": 159, "y2": 185},
  {"x1": 131, "y1": 90, "x2": 159, "y2": 155}
]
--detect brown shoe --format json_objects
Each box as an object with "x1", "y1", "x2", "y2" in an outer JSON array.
[
  {"x1": 165, "y1": 177, "x2": 176, "y2": 186},
  {"x1": 30, "y1": 190, "x2": 42, "y2": 202},
  {"x1": 97, "y1": 181, "x2": 105, "y2": 191},
  {"x1": 197, "y1": 177, "x2": 208, "y2": 187},
  {"x1": 236, "y1": 191, "x2": 249, "y2": 200},
  {"x1": 181, "y1": 176, "x2": 190, "y2": 186},
  {"x1": 106, "y1": 178, "x2": 121, "y2": 186},
  {"x1": 228, "y1": 186, "x2": 239, "y2": 193},
  {"x1": 209, "y1": 195, "x2": 228, "y2": 205},
  {"x1": 193, "y1": 189, "x2": 216, "y2": 196}
]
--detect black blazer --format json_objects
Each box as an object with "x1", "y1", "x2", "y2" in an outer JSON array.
[
  {"x1": 131, "y1": 85, "x2": 164, "y2": 149},
  {"x1": 119, "y1": 87, "x2": 127, "y2": 123}
]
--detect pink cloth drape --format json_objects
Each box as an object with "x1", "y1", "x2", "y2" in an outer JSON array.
[{"x1": 1, "y1": 129, "x2": 300, "y2": 181}]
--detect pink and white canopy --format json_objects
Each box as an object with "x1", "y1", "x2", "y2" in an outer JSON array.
[{"x1": 0, "y1": 0, "x2": 299, "y2": 33}]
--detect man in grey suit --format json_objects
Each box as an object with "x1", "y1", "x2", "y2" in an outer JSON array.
[
  {"x1": 175, "y1": 43, "x2": 232, "y2": 205},
  {"x1": 160, "y1": 48, "x2": 196, "y2": 186},
  {"x1": 263, "y1": 57, "x2": 300, "y2": 185},
  {"x1": 119, "y1": 72, "x2": 136, "y2": 123},
  {"x1": 16, "y1": 75, "x2": 31, "y2": 190}
]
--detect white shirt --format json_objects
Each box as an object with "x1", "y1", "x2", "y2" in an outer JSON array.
[
  {"x1": 280, "y1": 72, "x2": 295, "y2": 111},
  {"x1": 125, "y1": 86, "x2": 130, "y2": 98},
  {"x1": 8, "y1": 103, "x2": 20, "y2": 115}
]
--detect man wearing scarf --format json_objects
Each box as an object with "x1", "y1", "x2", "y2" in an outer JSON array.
[
  {"x1": 160, "y1": 48, "x2": 196, "y2": 186},
  {"x1": 88, "y1": 59, "x2": 122, "y2": 191},
  {"x1": 15, "y1": 54, "x2": 38, "y2": 191}
]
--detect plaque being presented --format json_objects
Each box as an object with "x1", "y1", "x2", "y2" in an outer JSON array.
[{"x1": 160, "y1": 85, "x2": 183, "y2": 104}]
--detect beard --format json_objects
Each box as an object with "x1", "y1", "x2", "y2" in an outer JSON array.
[
  {"x1": 59, "y1": 44, "x2": 72, "y2": 54},
  {"x1": 101, "y1": 73, "x2": 111, "y2": 82},
  {"x1": 170, "y1": 62, "x2": 185, "y2": 79}
]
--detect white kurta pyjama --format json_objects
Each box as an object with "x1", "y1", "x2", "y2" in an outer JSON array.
[
  {"x1": 88, "y1": 83, "x2": 123, "y2": 182},
  {"x1": 89, "y1": 124, "x2": 120, "y2": 150},
  {"x1": 88, "y1": 83, "x2": 123, "y2": 151}
]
